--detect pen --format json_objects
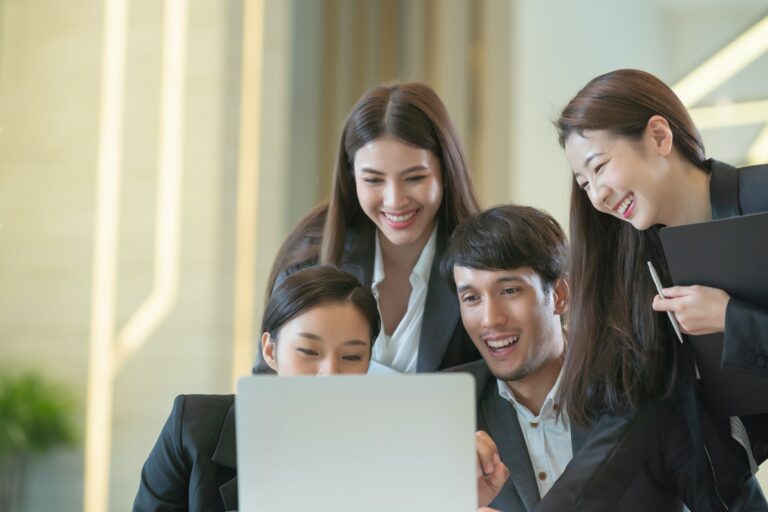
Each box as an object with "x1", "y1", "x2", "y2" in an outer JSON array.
[{"x1": 646, "y1": 261, "x2": 684, "y2": 344}]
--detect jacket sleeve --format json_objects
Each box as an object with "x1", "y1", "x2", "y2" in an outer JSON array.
[
  {"x1": 133, "y1": 395, "x2": 191, "y2": 512},
  {"x1": 535, "y1": 397, "x2": 762, "y2": 512},
  {"x1": 722, "y1": 297, "x2": 768, "y2": 376},
  {"x1": 534, "y1": 405, "x2": 661, "y2": 511}
]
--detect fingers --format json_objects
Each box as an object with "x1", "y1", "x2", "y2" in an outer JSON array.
[
  {"x1": 476, "y1": 431, "x2": 500, "y2": 476},
  {"x1": 487, "y1": 461, "x2": 509, "y2": 490},
  {"x1": 650, "y1": 286, "x2": 729, "y2": 335},
  {"x1": 652, "y1": 294, "x2": 682, "y2": 313},
  {"x1": 659, "y1": 285, "x2": 692, "y2": 298},
  {"x1": 476, "y1": 431, "x2": 509, "y2": 507}
]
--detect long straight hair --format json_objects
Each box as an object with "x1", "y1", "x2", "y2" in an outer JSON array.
[
  {"x1": 556, "y1": 69, "x2": 708, "y2": 427},
  {"x1": 321, "y1": 82, "x2": 480, "y2": 263}
]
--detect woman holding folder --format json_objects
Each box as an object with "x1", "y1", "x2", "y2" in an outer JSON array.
[
  {"x1": 545, "y1": 69, "x2": 768, "y2": 511},
  {"x1": 256, "y1": 81, "x2": 482, "y2": 375}
]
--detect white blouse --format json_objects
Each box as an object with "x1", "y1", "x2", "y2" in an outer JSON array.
[{"x1": 369, "y1": 227, "x2": 437, "y2": 374}]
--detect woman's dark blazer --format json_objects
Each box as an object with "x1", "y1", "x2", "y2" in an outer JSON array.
[
  {"x1": 133, "y1": 395, "x2": 239, "y2": 512},
  {"x1": 534, "y1": 160, "x2": 768, "y2": 512},
  {"x1": 261, "y1": 222, "x2": 480, "y2": 373},
  {"x1": 709, "y1": 159, "x2": 768, "y2": 377}
]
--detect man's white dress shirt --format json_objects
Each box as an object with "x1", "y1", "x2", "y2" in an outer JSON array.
[{"x1": 497, "y1": 371, "x2": 572, "y2": 498}]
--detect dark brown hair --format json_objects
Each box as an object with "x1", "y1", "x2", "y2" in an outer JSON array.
[
  {"x1": 555, "y1": 69, "x2": 704, "y2": 427},
  {"x1": 264, "y1": 202, "x2": 328, "y2": 296},
  {"x1": 255, "y1": 266, "x2": 380, "y2": 373},
  {"x1": 322, "y1": 81, "x2": 480, "y2": 263},
  {"x1": 265, "y1": 81, "x2": 480, "y2": 295},
  {"x1": 441, "y1": 204, "x2": 568, "y2": 296}
]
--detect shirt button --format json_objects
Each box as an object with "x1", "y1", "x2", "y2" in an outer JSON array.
[
  {"x1": 538, "y1": 472, "x2": 547, "y2": 480},
  {"x1": 530, "y1": 421, "x2": 539, "y2": 428},
  {"x1": 553, "y1": 403, "x2": 560, "y2": 411}
]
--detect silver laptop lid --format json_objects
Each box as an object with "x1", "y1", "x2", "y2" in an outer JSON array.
[{"x1": 236, "y1": 374, "x2": 476, "y2": 512}]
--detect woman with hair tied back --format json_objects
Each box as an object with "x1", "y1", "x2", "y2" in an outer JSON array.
[
  {"x1": 257, "y1": 81, "x2": 481, "y2": 375},
  {"x1": 541, "y1": 69, "x2": 768, "y2": 512}
]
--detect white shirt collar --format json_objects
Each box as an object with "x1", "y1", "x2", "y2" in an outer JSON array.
[
  {"x1": 372, "y1": 225, "x2": 438, "y2": 288},
  {"x1": 497, "y1": 368, "x2": 565, "y2": 422}
]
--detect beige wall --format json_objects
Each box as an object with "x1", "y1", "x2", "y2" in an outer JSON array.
[{"x1": 1, "y1": 0, "x2": 239, "y2": 509}]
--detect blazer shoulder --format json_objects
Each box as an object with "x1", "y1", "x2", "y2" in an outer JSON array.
[
  {"x1": 171, "y1": 394, "x2": 234, "y2": 438},
  {"x1": 175, "y1": 393, "x2": 234, "y2": 412},
  {"x1": 133, "y1": 394, "x2": 236, "y2": 511},
  {"x1": 737, "y1": 163, "x2": 768, "y2": 214}
]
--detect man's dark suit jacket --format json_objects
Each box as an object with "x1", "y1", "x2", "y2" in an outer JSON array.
[
  {"x1": 452, "y1": 361, "x2": 684, "y2": 512},
  {"x1": 256, "y1": 221, "x2": 480, "y2": 373},
  {"x1": 133, "y1": 395, "x2": 238, "y2": 512}
]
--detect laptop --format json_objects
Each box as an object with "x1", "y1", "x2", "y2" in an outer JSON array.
[
  {"x1": 659, "y1": 211, "x2": 768, "y2": 417},
  {"x1": 236, "y1": 374, "x2": 477, "y2": 512}
]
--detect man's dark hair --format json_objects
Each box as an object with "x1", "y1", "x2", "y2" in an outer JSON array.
[{"x1": 441, "y1": 204, "x2": 568, "y2": 294}]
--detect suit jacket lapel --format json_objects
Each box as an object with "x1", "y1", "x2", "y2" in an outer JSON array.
[
  {"x1": 417, "y1": 227, "x2": 460, "y2": 371},
  {"x1": 570, "y1": 425, "x2": 588, "y2": 455},
  {"x1": 212, "y1": 402, "x2": 238, "y2": 511},
  {"x1": 708, "y1": 159, "x2": 741, "y2": 219},
  {"x1": 343, "y1": 224, "x2": 459, "y2": 371},
  {"x1": 481, "y1": 386, "x2": 540, "y2": 511}
]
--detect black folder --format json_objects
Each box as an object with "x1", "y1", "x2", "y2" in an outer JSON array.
[{"x1": 660, "y1": 211, "x2": 768, "y2": 417}]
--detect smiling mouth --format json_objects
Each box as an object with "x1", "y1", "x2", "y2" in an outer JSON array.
[
  {"x1": 484, "y1": 335, "x2": 520, "y2": 352},
  {"x1": 383, "y1": 210, "x2": 417, "y2": 222},
  {"x1": 382, "y1": 209, "x2": 418, "y2": 225},
  {"x1": 613, "y1": 193, "x2": 634, "y2": 218}
]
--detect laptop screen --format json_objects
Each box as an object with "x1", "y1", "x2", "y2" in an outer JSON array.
[{"x1": 236, "y1": 374, "x2": 477, "y2": 512}]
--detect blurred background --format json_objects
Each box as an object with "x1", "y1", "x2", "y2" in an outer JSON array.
[{"x1": 1, "y1": 0, "x2": 767, "y2": 510}]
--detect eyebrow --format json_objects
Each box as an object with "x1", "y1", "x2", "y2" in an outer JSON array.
[
  {"x1": 583, "y1": 152, "x2": 603, "y2": 168},
  {"x1": 456, "y1": 275, "x2": 526, "y2": 293},
  {"x1": 296, "y1": 332, "x2": 369, "y2": 347},
  {"x1": 358, "y1": 165, "x2": 429, "y2": 176}
]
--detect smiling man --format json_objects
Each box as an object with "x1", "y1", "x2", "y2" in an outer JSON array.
[{"x1": 443, "y1": 205, "x2": 683, "y2": 512}]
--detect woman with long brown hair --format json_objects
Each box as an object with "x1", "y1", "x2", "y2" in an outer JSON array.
[
  {"x1": 546, "y1": 69, "x2": 768, "y2": 511},
  {"x1": 258, "y1": 82, "x2": 481, "y2": 374}
]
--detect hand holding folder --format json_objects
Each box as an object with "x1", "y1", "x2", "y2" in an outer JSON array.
[
  {"x1": 647, "y1": 261, "x2": 685, "y2": 344},
  {"x1": 649, "y1": 273, "x2": 731, "y2": 337},
  {"x1": 659, "y1": 211, "x2": 768, "y2": 417}
]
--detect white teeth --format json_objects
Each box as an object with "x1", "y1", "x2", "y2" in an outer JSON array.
[
  {"x1": 616, "y1": 194, "x2": 634, "y2": 215},
  {"x1": 486, "y1": 336, "x2": 519, "y2": 349},
  {"x1": 384, "y1": 211, "x2": 417, "y2": 222}
]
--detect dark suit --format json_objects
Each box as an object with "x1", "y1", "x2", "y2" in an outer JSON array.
[
  {"x1": 261, "y1": 222, "x2": 479, "y2": 373},
  {"x1": 531, "y1": 160, "x2": 768, "y2": 512},
  {"x1": 709, "y1": 159, "x2": 768, "y2": 377},
  {"x1": 708, "y1": 158, "x2": 768, "y2": 481},
  {"x1": 133, "y1": 395, "x2": 238, "y2": 512},
  {"x1": 452, "y1": 361, "x2": 683, "y2": 512}
]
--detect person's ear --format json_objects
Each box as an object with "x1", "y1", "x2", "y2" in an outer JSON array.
[
  {"x1": 552, "y1": 277, "x2": 569, "y2": 316},
  {"x1": 646, "y1": 115, "x2": 674, "y2": 157},
  {"x1": 261, "y1": 332, "x2": 278, "y2": 372}
]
